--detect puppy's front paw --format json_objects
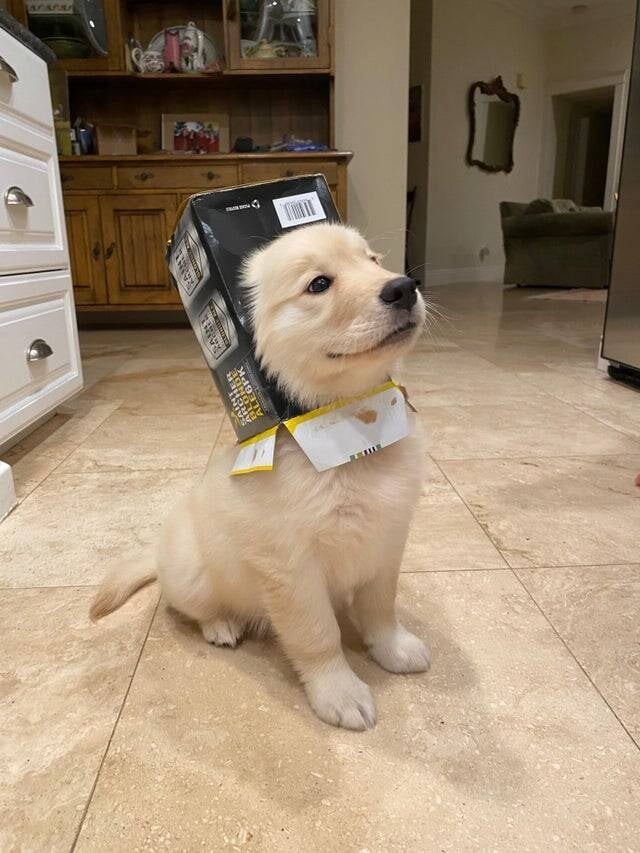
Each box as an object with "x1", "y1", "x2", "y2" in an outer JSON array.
[
  {"x1": 369, "y1": 625, "x2": 431, "y2": 674},
  {"x1": 305, "y1": 667, "x2": 376, "y2": 731}
]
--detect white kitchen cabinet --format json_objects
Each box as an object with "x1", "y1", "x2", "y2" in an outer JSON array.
[{"x1": 0, "y1": 26, "x2": 82, "y2": 516}]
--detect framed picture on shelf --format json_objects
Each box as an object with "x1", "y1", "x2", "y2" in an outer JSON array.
[{"x1": 161, "y1": 113, "x2": 230, "y2": 154}]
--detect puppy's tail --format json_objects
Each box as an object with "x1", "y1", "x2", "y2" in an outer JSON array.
[{"x1": 90, "y1": 554, "x2": 157, "y2": 621}]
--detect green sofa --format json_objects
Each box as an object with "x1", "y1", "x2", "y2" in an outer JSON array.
[{"x1": 500, "y1": 199, "x2": 614, "y2": 288}]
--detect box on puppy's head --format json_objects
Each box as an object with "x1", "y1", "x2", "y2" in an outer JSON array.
[{"x1": 166, "y1": 175, "x2": 341, "y2": 443}]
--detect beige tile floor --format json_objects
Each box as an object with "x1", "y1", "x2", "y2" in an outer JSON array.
[{"x1": 2, "y1": 284, "x2": 640, "y2": 851}]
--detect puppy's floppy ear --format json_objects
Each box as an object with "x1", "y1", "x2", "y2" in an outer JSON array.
[
  {"x1": 239, "y1": 246, "x2": 264, "y2": 325},
  {"x1": 239, "y1": 246, "x2": 263, "y2": 292}
]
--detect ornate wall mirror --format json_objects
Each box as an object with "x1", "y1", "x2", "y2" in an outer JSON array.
[{"x1": 466, "y1": 76, "x2": 520, "y2": 173}]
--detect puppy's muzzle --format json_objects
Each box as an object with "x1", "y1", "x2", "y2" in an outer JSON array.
[{"x1": 379, "y1": 277, "x2": 418, "y2": 312}]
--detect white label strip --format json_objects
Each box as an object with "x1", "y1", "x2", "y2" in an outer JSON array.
[
  {"x1": 230, "y1": 428, "x2": 278, "y2": 475},
  {"x1": 272, "y1": 191, "x2": 326, "y2": 228},
  {"x1": 285, "y1": 385, "x2": 409, "y2": 472}
]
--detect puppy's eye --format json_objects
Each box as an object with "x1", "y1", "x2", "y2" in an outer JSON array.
[
  {"x1": 307, "y1": 275, "x2": 333, "y2": 294},
  {"x1": 369, "y1": 254, "x2": 381, "y2": 265}
]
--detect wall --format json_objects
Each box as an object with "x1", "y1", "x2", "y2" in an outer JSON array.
[
  {"x1": 424, "y1": 0, "x2": 545, "y2": 284},
  {"x1": 334, "y1": 0, "x2": 411, "y2": 273},
  {"x1": 406, "y1": 0, "x2": 432, "y2": 281},
  {"x1": 545, "y1": 8, "x2": 635, "y2": 84}
]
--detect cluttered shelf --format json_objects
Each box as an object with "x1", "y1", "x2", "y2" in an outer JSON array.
[
  {"x1": 66, "y1": 69, "x2": 332, "y2": 79},
  {"x1": 58, "y1": 152, "x2": 352, "y2": 162}
]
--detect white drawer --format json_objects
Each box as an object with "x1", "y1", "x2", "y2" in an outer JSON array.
[
  {"x1": 0, "y1": 271, "x2": 82, "y2": 447},
  {"x1": 0, "y1": 142, "x2": 66, "y2": 274},
  {"x1": 0, "y1": 28, "x2": 52, "y2": 132},
  {"x1": 1, "y1": 298, "x2": 70, "y2": 402}
]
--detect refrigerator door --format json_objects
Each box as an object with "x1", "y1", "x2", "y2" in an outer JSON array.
[{"x1": 602, "y1": 2, "x2": 640, "y2": 373}]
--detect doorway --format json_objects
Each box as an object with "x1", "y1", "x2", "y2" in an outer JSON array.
[
  {"x1": 552, "y1": 87, "x2": 613, "y2": 207},
  {"x1": 541, "y1": 74, "x2": 628, "y2": 212}
]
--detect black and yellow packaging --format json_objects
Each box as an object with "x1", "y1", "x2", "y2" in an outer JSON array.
[{"x1": 166, "y1": 175, "x2": 340, "y2": 443}]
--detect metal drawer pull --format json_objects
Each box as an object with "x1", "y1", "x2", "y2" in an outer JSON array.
[
  {"x1": 5, "y1": 186, "x2": 34, "y2": 207},
  {"x1": 92, "y1": 241, "x2": 101, "y2": 260},
  {"x1": 205, "y1": 171, "x2": 220, "y2": 181},
  {"x1": 135, "y1": 171, "x2": 154, "y2": 182},
  {"x1": 26, "y1": 339, "x2": 53, "y2": 363},
  {"x1": 104, "y1": 241, "x2": 116, "y2": 260},
  {"x1": 0, "y1": 55, "x2": 18, "y2": 83}
]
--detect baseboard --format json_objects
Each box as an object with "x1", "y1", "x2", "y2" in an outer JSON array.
[
  {"x1": 0, "y1": 461, "x2": 17, "y2": 523},
  {"x1": 425, "y1": 264, "x2": 504, "y2": 287}
]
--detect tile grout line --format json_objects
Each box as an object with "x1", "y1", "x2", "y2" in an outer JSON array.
[
  {"x1": 511, "y1": 568, "x2": 640, "y2": 754},
  {"x1": 429, "y1": 452, "x2": 640, "y2": 463},
  {"x1": 3, "y1": 562, "x2": 640, "y2": 592},
  {"x1": 0, "y1": 583, "x2": 101, "y2": 591},
  {"x1": 399, "y1": 561, "x2": 640, "y2": 574},
  {"x1": 427, "y1": 456, "x2": 511, "y2": 568},
  {"x1": 0, "y1": 560, "x2": 640, "y2": 592},
  {"x1": 452, "y1": 330, "x2": 638, "y2": 419},
  {"x1": 69, "y1": 595, "x2": 161, "y2": 853},
  {"x1": 9, "y1": 400, "x2": 127, "y2": 506},
  {"x1": 426, "y1": 455, "x2": 639, "y2": 571},
  {"x1": 502, "y1": 366, "x2": 640, "y2": 448}
]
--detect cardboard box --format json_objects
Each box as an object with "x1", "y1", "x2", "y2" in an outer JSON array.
[
  {"x1": 166, "y1": 175, "x2": 341, "y2": 443},
  {"x1": 96, "y1": 125, "x2": 137, "y2": 156}
]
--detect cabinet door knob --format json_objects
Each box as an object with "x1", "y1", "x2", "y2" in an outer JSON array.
[
  {"x1": 135, "y1": 171, "x2": 154, "y2": 182},
  {"x1": 92, "y1": 241, "x2": 101, "y2": 260},
  {"x1": 285, "y1": 170, "x2": 294, "y2": 177},
  {"x1": 26, "y1": 339, "x2": 53, "y2": 363},
  {"x1": 0, "y1": 55, "x2": 18, "y2": 83},
  {"x1": 205, "y1": 171, "x2": 220, "y2": 181},
  {"x1": 61, "y1": 174, "x2": 73, "y2": 185},
  {"x1": 5, "y1": 186, "x2": 34, "y2": 207},
  {"x1": 104, "y1": 241, "x2": 116, "y2": 260}
]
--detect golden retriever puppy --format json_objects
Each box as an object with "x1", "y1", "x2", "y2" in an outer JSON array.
[{"x1": 91, "y1": 223, "x2": 429, "y2": 730}]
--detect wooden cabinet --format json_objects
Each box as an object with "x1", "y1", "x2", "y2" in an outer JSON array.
[
  {"x1": 62, "y1": 153, "x2": 351, "y2": 312},
  {"x1": 64, "y1": 196, "x2": 107, "y2": 305},
  {"x1": 224, "y1": 0, "x2": 333, "y2": 73},
  {"x1": 20, "y1": 0, "x2": 349, "y2": 313},
  {"x1": 99, "y1": 194, "x2": 179, "y2": 305}
]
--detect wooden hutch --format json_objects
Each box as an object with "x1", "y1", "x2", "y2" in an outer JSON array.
[{"x1": 10, "y1": 0, "x2": 350, "y2": 313}]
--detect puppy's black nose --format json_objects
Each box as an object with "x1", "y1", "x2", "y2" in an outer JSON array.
[{"x1": 379, "y1": 276, "x2": 418, "y2": 310}]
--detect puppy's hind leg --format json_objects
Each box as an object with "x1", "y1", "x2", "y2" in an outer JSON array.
[
  {"x1": 157, "y1": 544, "x2": 247, "y2": 647},
  {"x1": 200, "y1": 615, "x2": 244, "y2": 647}
]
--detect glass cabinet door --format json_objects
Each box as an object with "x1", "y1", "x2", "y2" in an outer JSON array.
[
  {"x1": 20, "y1": 0, "x2": 124, "y2": 70},
  {"x1": 225, "y1": 0, "x2": 331, "y2": 71}
]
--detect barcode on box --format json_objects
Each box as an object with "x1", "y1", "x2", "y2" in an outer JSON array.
[{"x1": 273, "y1": 191, "x2": 327, "y2": 228}]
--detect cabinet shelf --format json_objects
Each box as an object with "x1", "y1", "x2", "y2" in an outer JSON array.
[
  {"x1": 67, "y1": 69, "x2": 332, "y2": 80},
  {"x1": 59, "y1": 152, "x2": 351, "y2": 163}
]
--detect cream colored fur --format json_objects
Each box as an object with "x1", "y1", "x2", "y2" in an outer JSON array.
[{"x1": 91, "y1": 223, "x2": 429, "y2": 730}]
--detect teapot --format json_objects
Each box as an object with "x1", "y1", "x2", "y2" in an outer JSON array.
[{"x1": 181, "y1": 22, "x2": 205, "y2": 72}]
